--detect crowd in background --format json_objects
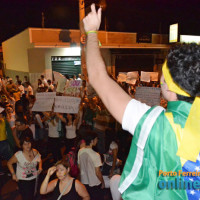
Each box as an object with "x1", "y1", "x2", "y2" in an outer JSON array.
[
  {"x1": 0, "y1": 73, "x2": 136, "y2": 200},
  {"x1": 0, "y1": 72, "x2": 165, "y2": 200}
]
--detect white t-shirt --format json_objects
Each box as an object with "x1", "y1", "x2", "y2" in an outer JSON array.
[
  {"x1": 28, "y1": 85, "x2": 33, "y2": 95},
  {"x1": 122, "y1": 99, "x2": 150, "y2": 135},
  {"x1": 18, "y1": 85, "x2": 25, "y2": 94},
  {"x1": 42, "y1": 79, "x2": 48, "y2": 86},
  {"x1": 15, "y1": 150, "x2": 41, "y2": 180},
  {"x1": 65, "y1": 125, "x2": 76, "y2": 139},
  {"x1": 78, "y1": 148, "x2": 102, "y2": 187},
  {"x1": 47, "y1": 119, "x2": 59, "y2": 138},
  {"x1": 48, "y1": 84, "x2": 54, "y2": 91},
  {"x1": 104, "y1": 141, "x2": 118, "y2": 166}
]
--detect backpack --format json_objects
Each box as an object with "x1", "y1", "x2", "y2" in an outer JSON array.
[{"x1": 66, "y1": 147, "x2": 79, "y2": 178}]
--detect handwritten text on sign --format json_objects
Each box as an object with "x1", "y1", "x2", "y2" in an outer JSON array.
[
  {"x1": 54, "y1": 96, "x2": 81, "y2": 113},
  {"x1": 32, "y1": 99, "x2": 54, "y2": 112},
  {"x1": 64, "y1": 80, "x2": 82, "y2": 96},
  {"x1": 36, "y1": 92, "x2": 56, "y2": 99},
  {"x1": 135, "y1": 87, "x2": 161, "y2": 106},
  {"x1": 32, "y1": 92, "x2": 56, "y2": 112}
]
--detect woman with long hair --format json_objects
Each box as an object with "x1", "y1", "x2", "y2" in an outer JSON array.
[
  {"x1": 40, "y1": 159, "x2": 90, "y2": 200},
  {"x1": 7, "y1": 134, "x2": 42, "y2": 200}
]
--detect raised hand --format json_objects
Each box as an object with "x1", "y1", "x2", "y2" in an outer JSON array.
[
  {"x1": 83, "y1": 4, "x2": 102, "y2": 32},
  {"x1": 47, "y1": 166, "x2": 56, "y2": 177}
]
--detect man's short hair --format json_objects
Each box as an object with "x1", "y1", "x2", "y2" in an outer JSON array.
[
  {"x1": 18, "y1": 80, "x2": 22, "y2": 85},
  {"x1": 84, "y1": 131, "x2": 98, "y2": 146},
  {"x1": 167, "y1": 43, "x2": 200, "y2": 98}
]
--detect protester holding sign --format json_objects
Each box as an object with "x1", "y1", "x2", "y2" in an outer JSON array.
[{"x1": 43, "y1": 111, "x2": 62, "y2": 162}]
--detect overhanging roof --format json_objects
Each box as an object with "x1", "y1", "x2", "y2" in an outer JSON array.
[{"x1": 29, "y1": 28, "x2": 171, "y2": 49}]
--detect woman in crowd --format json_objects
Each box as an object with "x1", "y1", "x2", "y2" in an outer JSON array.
[
  {"x1": 7, "y1": 134, "x2": 42, "y2": 200},
  {"x1": 65, "y1": 114, "x2": 79, "y2": 153},
  {"x1": 43, "y1": 111, "x2": 62, "y2": 162},
  {"x1": 5, "y1": 105, "x2": 15, "y2": 129},
  {"x1": 37, "y1": 79, "x2": 44, "y2": 93},
  {"x1": 24, "y1": 81, "x2": 33, "y2": 96},
  {"x1": 40, "y1": 159, "x2": 90, "y2": 200},
  {"x1": 57, "y1": 113, "x2": 79, "y2": 154},
  {"x1": 102, "y1": 129, "x2": 121, "y2": 188}
]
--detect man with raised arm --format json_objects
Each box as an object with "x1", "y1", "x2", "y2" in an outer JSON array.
[{"x1": 83, "y1": 4, "x2": 200, "y2": 200}]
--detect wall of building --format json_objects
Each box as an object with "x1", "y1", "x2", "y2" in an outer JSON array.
[
  {"x1": 28, "y1": 47, "x2": 81, "y2": 91},
  {"x1": 2, "y1": 29, "x2": 33, "y2": 78}
]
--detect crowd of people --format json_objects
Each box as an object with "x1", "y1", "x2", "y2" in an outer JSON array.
[
  {"x1": 0, "y1": 44, "x2": 175, "y2": 200},
  {"x1": 1, "y1": 3, "x2": 199, "y2": 200},
  {"x1": 0, "y1": 71, "x2": 130, "y2": 200}
]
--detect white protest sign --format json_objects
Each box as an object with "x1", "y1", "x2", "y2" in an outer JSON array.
[
  {"x1": 56, "y1": 77, "x2": 67, "y2": 93},
  {"x1": 36, "y1": 92, "x2": 56, "y2": 99},
  {"x1": 150, "y1": 72, "x2": 159, "y2": 81},
  {"x1": 69, "y1": 80, "x2": 82, "y2": 87},
  {"x1": 135, "y1": 87, "x2": 161, "y2": 106},
  {"x1": 54, "y1": 96, "x2": 81, "y2": 113},
  {"x1": 126, "y1": 71, "x2": 138, "y2": 84},
  {"x1": 141, "y1": 71, "x2": 151, "y2": 82},
  {"x1": 32, "y1": 92, "x2": 56, "y2": 112},
  {"x1": 117, "y1": 72, "x2": 127, "y2": 82},
  {"x1": 64, "y1": 80, "x2": 82, "y2": 96},
  {"x1": 32, "y1": 99, "x2": 54, "y2": 112},
  {"x1": 53, "y1": 71, "x2": 64, "y2": 84}
]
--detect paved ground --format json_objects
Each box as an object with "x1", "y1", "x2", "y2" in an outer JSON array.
[{"x1": 0, "y1": 171, "x2": 21, "y2": 200}]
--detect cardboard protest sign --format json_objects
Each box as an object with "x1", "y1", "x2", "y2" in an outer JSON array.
[
  {"x1": 126, "y1": 71, "x2": 139, "y2": 85},
  {"x1": 150, "y1": 72, "x2": 159, "y2": 81},
  {"x1": 54, "y1": 96, "x2": 81, "y2": 113},
  {"x1": 141, "y1": 71, "x2": 151, "y2": 82},
  {"x1": 69, "y1": 80, "x2": 82, "y2": 87},
  {"x1": 135, "y1": 87, "x2": 161, "y2": 106},
  {"x1": 32, "y1": 99, "x2": 54, "y2": 112},
  {"x1": 64, "y1": 80, "x2": 82, "y2": 97},
  {"x1": 36, "y1": 92, "x2": 56, "y2": 99},
  {"x1": 32, "y1": 92, "x2": 56, "y2": 112},
  {"x1": 117, "y1": 72, "x2": 127, "y2": 82},
  {"x1": 56, "y1": 77, "x2": 67, "y2": 93},
  {"x1": 53, "y1": 71, "x2": 64, "y2": 84}
]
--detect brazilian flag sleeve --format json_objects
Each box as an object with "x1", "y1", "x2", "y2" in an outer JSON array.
[{"x1": 119, "y1": 106, "x2": 188, "y2": 200}]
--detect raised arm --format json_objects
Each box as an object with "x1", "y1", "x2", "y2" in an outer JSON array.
[
  {"x1": 83, "y1": 4, "x2": 131, "y2": 124},
  {"x1": 56, "y1": 113, "x2": 67, "y2": 123},
  {"x1": 40, "y1": 166, "x2": 57, "y2": 195}
]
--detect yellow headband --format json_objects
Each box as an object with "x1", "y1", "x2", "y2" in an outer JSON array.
[
  {"x1": 162, "y1": 61, "x2": 190, "y2": 97},
  {"x1": 162, "y1": 61, "x2": 200, "y2": 162}
]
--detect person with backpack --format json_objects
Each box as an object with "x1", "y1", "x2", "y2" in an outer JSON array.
[{"x1": 64, "y1": 147, "x2": 79, "y2": 178}]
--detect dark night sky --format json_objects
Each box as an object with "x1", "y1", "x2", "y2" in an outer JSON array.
[{"x1": 1, "y1": 0, "x2": 200, "y2": 44}]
